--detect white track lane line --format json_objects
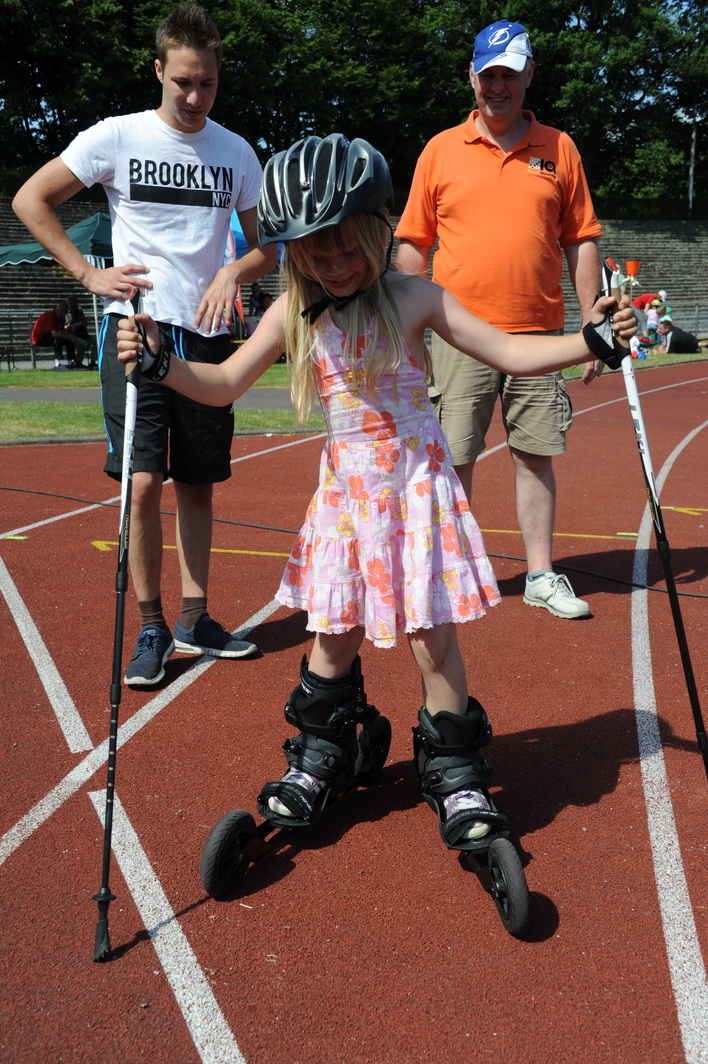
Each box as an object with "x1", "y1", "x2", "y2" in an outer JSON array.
[
  {"x1": 89, "y1": 792, "x2": 247, "y2": 1064},
  {"x1": 3, "y1": 401, "x2": 707, "y2": 1055},
  {"x1": 0, "y1": 599, "x2": 280, "y2": 865},
  {"x1": 631, "y1": 420, "x2": 708, "y2": 1064},
  {"x1": 0, "y1": 432, "x2": 325, "y2": 541},
  {"x1": 1, "y1": 434, "x2": 318, "y2": 855},
  {"x1": 0, "y1": 555, "x2": 93, "y2": 752},
  {"x1": 0, "y1": 498, "x2": 120, "y2": 539}
]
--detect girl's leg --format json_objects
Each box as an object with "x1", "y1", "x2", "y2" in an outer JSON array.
[
  {"x1": 258, "y1": 627, "x2": 367, "y2": 825},
  {"x1": 409, "y1": 623, "x2": 496, "y2": 843},
  {"x1": 308, "y1": 627, "x2": 366, "y2": 678},
  {"x1": 407, "y1": 623, "x2": 467, "y2": 716}
]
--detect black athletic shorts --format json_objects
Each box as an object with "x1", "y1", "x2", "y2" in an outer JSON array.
[{"x1": 99, "y1": 314, "x2": 234, "y2": 485}]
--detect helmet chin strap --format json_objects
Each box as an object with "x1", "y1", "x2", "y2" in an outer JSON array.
[{"x1": 301, "y1": 212, "x2": 395, "y2": 325}]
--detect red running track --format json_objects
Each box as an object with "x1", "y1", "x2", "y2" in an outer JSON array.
[{"x1": 1, "y1": 362, "x2": 707, "y2": 1064}]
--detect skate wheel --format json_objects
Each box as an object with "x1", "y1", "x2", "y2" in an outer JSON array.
[
  {"x1": 487, "y1": 838, "x2": 530, "y2": 937},
  {"x1": 199, "y1": 809, "x2": 257, "y2": 899},
  {"x1": 356, "y1": 713, "x2": 392, "y2": 782}
]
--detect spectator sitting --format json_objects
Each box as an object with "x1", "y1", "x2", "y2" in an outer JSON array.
[
  {"x1": 656, "y1": 317, "x2": 707, "y2": 355},
  {"x1": 31, "y1": 302, "x2": 74, "y2": 368},
  {"x1": 64, "y1": 295, "x2": 93, "y2": 367},
  {"x1": 248, "y1": 281, "x2": 268, "y2": 316},
  {"x1": 246, "y1": 282, "x2": 273, "y2": 335}
]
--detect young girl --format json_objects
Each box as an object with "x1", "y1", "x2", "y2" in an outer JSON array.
[{"x1": 117, "y1": 134, "x2": 634, "y2": 849}]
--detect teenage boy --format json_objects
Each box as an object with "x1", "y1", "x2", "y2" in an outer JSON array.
[{"x1": 14, "y1": 4, "x2": 277, "y2": 684}]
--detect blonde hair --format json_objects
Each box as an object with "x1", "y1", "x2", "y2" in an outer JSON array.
[{"x1": 280, "y1": 212, "x2": 430, "y2": 422}]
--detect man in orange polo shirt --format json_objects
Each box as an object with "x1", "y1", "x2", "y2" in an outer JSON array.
[{"x1": 396, "y1": 20, "x2": 603, "y2": 619}]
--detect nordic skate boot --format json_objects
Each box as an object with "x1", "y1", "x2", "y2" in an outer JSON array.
[
  {"x1": 257, "y1": 655, "x2": 390, "y2": 829},
  {"x1": 413, "y1": 698, "x2": 508, "y2": 852}
]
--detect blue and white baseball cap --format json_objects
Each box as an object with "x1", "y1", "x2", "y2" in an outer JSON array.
[{"x1": 472, "y1": 21, "x2": 533, "y2": 74}]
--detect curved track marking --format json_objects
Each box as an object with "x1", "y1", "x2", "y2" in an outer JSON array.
[
  {"x1": 1, "y1": 374, "x2": 706, "y2": 1062},
  {"x1": 0, "y1": 435, "x2": 324, "y2": 542},
  {"x1": 631, "y1": 419, "x2": 708, "y2": 1064}
]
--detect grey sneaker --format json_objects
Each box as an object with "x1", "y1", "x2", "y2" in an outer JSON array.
[
  {"x1": 523, "y1": 571, "x2": 591, "y2": 619},
  {"x1": 124, "y1": 626, "x2": 174, "y2": 686},
  {"x1": 173, "y1": 611, "x2": 258, "y2": 658}
]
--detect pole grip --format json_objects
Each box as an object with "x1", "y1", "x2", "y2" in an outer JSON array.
[{"x1": 610, "y1": 282, "x2": 631, "y2": 350}]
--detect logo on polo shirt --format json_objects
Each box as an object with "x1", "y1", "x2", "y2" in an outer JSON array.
[{"x1": 528, "y1": 157, "x2": 557, "y2": 177}]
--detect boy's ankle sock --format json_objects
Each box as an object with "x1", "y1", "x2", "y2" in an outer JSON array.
[
  {"x1": 138, "y1": 597, "x2": 169, "y2": 631},
  {"x1": 179, "y1": 596, "x2": 207, "y2": 632}
]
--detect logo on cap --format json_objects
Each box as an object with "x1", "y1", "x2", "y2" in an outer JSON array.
[{"x1": 489, "y1": 29, "x2": 511, "y2": 46}]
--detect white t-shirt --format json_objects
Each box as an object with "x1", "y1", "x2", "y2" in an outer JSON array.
[{"x1": 61, "y1": 110, "x2": 262, "y2": 334}]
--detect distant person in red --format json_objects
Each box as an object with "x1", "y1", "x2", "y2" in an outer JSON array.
[
  {"x1": 630, "y1": 292, "x2": 659, "y2": 336},
  {"x1": 31, "y1": 301, "x2": 75, "y2": 368},
  {"x1": 631, "y1": 292, "x2": 659, "y2": 310}
]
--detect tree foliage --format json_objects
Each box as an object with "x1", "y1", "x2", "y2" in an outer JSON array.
[{"x1": 1, "y1": 0, "x2": 707, "y2": 217}]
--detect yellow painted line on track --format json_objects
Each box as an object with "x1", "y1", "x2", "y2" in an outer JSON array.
[
  {"x1": 662, "y1": 505, "x2": 708, "y2": 516},
  {"x1": 91, "y1": 540, "x2": 289, "y2": 557},
  {"x1": 481, "y1": 528, "x2": 637, "y2": 541}
]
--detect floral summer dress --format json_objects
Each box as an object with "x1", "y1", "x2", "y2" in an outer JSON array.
[{"x1": 276, "y1": 311, "x2": 501, "y2": 648}]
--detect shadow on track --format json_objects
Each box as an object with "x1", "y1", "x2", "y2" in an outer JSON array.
[{"x1": 495, "y1": 545, "x2": 708, "y2": 601}]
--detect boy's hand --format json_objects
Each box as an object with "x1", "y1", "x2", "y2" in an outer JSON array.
[{"x1": 583, "y1": 296, "x2": 637, "y2": 370}]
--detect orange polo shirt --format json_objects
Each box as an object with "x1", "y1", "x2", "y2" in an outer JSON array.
[{"x1": 396, "y1": 110, "x2": 602, "y2": 332}]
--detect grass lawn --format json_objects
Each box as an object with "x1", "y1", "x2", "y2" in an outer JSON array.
[
  {"x1": 0, "y1": 363, "x2": 323, "y2": 440},
  {"x1": 1, "y1": 352, "x2": 705, "y2": 442},
  {"x1": 0, "y1": 362, "x2": 291, "y2": 389}
]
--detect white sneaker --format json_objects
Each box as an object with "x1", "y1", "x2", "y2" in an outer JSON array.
[
  {"x1": 267, "y1": 770, "x2": 326, "y2": 817},
  {"x1": 443, "y1": 788, "x2": 491, "y2": 840},
  {"x1": 523, "y1": 571, "x2": 591, "y2": 619}
]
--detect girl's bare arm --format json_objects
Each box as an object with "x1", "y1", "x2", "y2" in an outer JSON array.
[
  {"x1": 116, "y1": 294, "x2": 287, "y2": 406},
  {"x1": 395, "y1": 275, "x2": 634, "y2": 376}
]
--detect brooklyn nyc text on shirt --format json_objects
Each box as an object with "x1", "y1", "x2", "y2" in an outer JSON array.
[{"x1": 129, "y1": 159, "x2": 235, "y2": 207}]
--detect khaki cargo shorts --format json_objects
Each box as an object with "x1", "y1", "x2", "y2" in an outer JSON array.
[{"x1": 430, "y1": 331, "x2": 573, "y2": 465}]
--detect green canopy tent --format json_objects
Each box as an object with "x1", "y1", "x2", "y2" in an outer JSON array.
[{"x1": 0, "y1": 212, "x2": 112, "y2": 339}]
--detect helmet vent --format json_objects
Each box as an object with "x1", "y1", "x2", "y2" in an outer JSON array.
[
  {"x1": 350, "y1": 157, "x2": 365, "y2": 188},
  {"x1": 264, "y1": 167, "x2": 278, "y2": 211},
  {"x1": 286, "y1": 157, "x2": 302, "y2": 214},
  {"x1": 314, "y1": 141, "x2": 333, "y2": 202}
]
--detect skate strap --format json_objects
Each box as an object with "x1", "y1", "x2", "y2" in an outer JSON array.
[
  {"x1": 416, "y1": 732, "x2": 490, "y2": 759},
  {"x1": 284, "y1": 706, "x2": 357, "y2": 735},
  {"x1": 257, "y1": 779, "x2": 321, "y2": 826},
  {"x1": 421, "y1": 756, "x2": 493, "y2": 797},
  {"x1": 443, "y1": 806, "x2": 507, "y2": 849}
]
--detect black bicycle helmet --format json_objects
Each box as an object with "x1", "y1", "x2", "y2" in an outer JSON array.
[{"x1": 258, "y1": 133, "x2": 393, "y2": 245}]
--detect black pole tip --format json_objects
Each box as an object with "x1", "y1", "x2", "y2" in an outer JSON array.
[{"x1": 93, "y1": 919, "x2": 112, "y2": 962}]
